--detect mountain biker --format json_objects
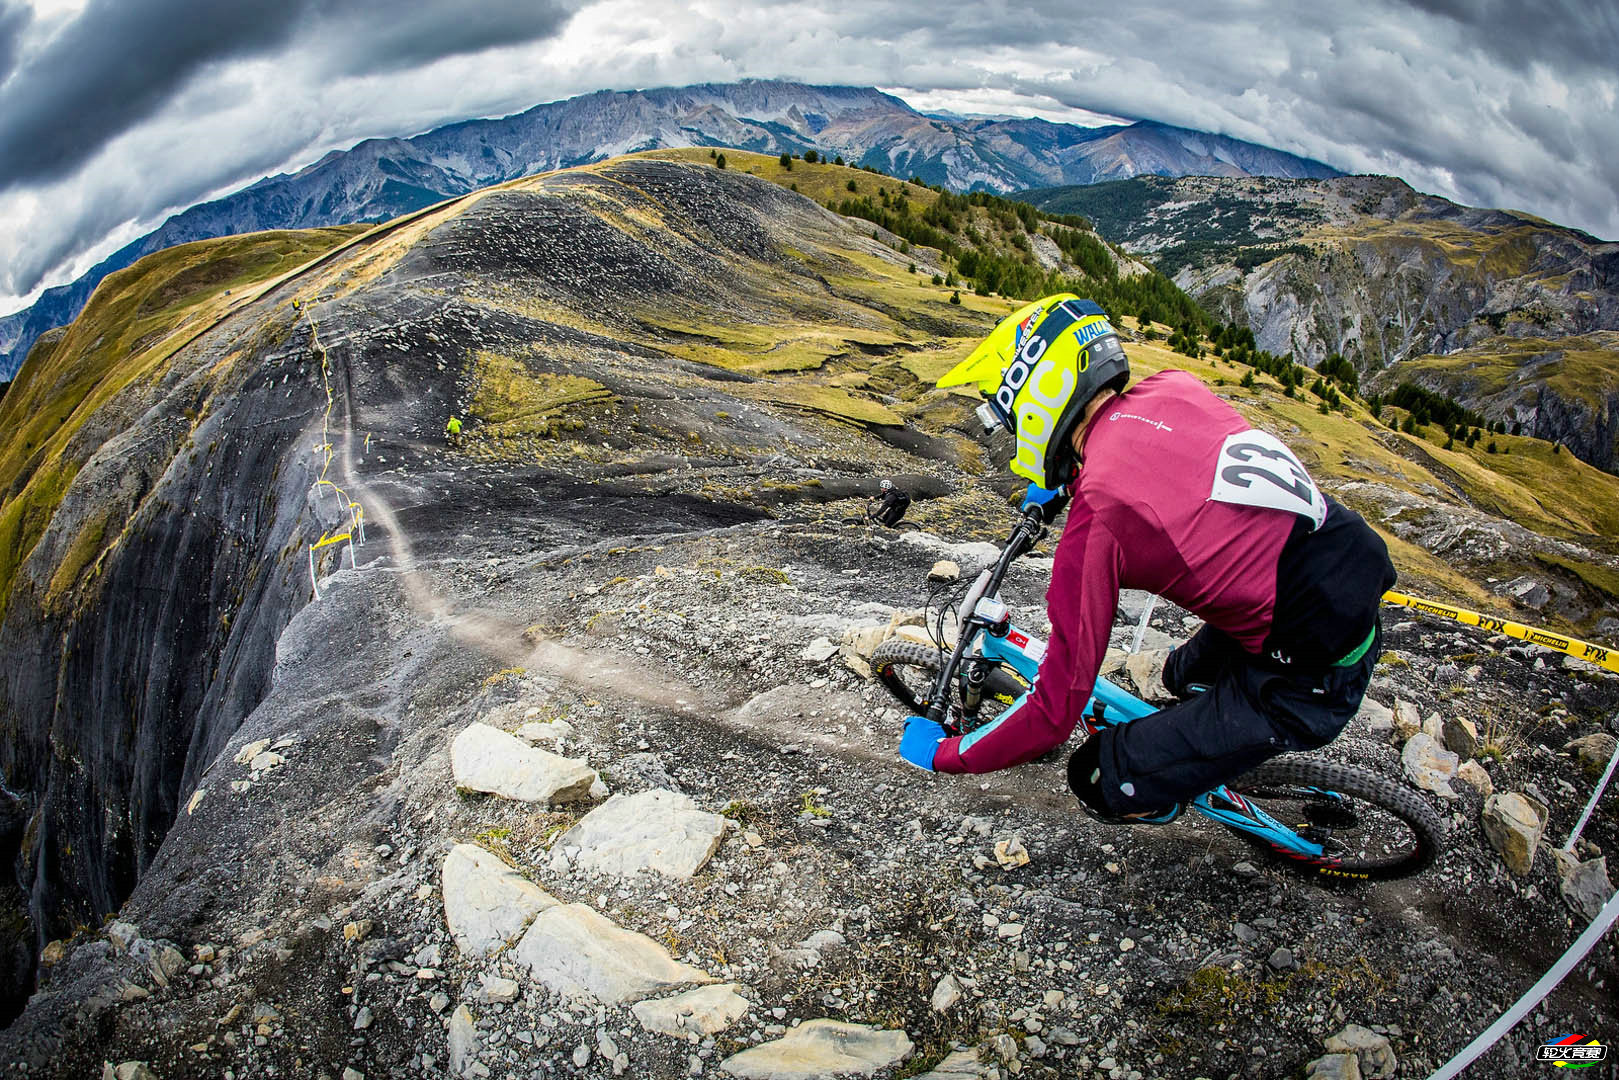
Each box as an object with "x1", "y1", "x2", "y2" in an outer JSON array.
[
  {"x1": 897, "y1": 295, "x2": 1396, "y2": 824},
  {"x1": 870, "y1": 479, "x2": 912, "y2": 528}
]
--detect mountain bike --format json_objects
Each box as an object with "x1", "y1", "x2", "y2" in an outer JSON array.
[{"x1": 868, "y1": 505, "x2": 1446, "y2": 882}]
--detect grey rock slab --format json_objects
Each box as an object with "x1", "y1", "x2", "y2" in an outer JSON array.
[
  {"x1": 800, "y1": 637, "x2": 838, "y2": 662},
  {"x1": 1482, "y1": 792, "x2": 1548, "y2": 876},
  {"x1": 559, "y1": 788, "x2": 726, "y2": 879},
  {"x1": 1559, "y1": 857, "x2": 1614, "y2": 921},
  {"x1": 719, "y1": 1019, "x2": 913, "y2": 1079},
  {"x1": 450, "y1": 722, "x2": 597, "y2": 804},
  {"x1": 442, "y1": 843, "x2": 557, "y2": 959},
  {"x1": 913, "y1": 1048, "x2": 998, "y2": 1079},
  {"x1": 514, "y1": 903, "x2": 715, "y2": 1004},
  {"x1": 631, "y1": 983, "x2": 751, "y2": 1036},
  {"x1": 448, "y1": 1005, "x2": 479, "y2": 1078},
  {"x1": 515, "y1": 720, "x2": 573, "y2": 745},
  {"x1": 930, "y1": 973, "x2": 963, "y2": 1012},
  {"x1": 1401, "y1": 733, "x2": 1459, "y2": 798}
]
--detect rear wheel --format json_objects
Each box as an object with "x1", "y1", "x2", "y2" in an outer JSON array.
[
  {"x1": 868, "y1": 639, "x2": 1025, "y2": 735},
  {"x1": 1227, "y1": 757, "x2": 1446, "y2": 881}
]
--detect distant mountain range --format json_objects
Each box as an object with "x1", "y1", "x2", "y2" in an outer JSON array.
[
  {"x1": 1022, "y1": 174, "x2": 1619, "y2": 471},
  {"x1": 0, "y1": 79, "x2": 1340, "y2": 380}
]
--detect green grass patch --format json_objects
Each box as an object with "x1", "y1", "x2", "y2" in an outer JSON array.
[
  {"x1": 466, "y1": 348, "x2": 614, "y2": 437},
  {"x1": 742, "y1": 382, "x2": 902, "y2": 426}
]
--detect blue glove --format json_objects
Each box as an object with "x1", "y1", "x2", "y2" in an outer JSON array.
[
  {"x1": 1020, "y1": 482, "x2": 1068, "y2": 521},
  {"x1": 899, "y1": 716, "x2": 949, "y2": 771}
]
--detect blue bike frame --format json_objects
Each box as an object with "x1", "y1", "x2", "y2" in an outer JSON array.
[{"x1": 975, "y1": 625, "x2": 1335, "y2": 860}]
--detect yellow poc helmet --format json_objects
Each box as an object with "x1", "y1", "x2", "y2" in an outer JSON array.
[{"x1": 938, "y1": 294, "x2": 1129, "y2": 488}]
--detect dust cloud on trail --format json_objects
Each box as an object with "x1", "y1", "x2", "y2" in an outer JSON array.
[{"x1": 324, "y1": 347, "x2": 732, "y2": 721}]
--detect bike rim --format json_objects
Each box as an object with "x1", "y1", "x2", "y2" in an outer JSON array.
[{"x1": 1228, "y1": 783, "x2": 1429, "y2": 878}]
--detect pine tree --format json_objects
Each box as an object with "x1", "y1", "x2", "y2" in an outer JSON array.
[
  {"x1": 779, "y1": 152, "x2": 792, "y2": 169},
  {"x1": 949, "y1": 290, "x2": 962, "y2": 305},
  {"x1": 715, "y1": 153, "x2": 726, "y2": 169},
  {"x1": 804, "y1": 150, "x2": 818, "y2": 163}
]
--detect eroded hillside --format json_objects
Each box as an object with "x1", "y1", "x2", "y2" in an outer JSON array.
[
  {"x1": 0, "y1": 157, "x2": 1615, "y2": 1079},
  {"x1": 1023, "y1": 176, "x2": 1619, "y2": 474}
]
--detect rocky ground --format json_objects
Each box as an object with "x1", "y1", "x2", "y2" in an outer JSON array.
[
  {"x1": 1, "y1": 158, "x2": 1616, "y2": 1080},
  {"x1": 5, "y1": 494, "x2": 1615, "y2": 1079}
]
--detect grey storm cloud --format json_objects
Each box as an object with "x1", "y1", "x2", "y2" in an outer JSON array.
[
  {"x1": 1, "y1": 0, "x2": 1615, "y2": 310},
  {"x1": 0, "y1": 0, "x2": 575, "y2": 191},
  {"x1": 0, "y1": 3, "x2": 25, "y2": 85},
  {"x1": 1405, "y1": 0, "x2": 1619, "y2": 71}
]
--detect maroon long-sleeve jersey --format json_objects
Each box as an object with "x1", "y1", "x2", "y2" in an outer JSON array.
[{"x1": 934, "y1": 370, "x2": 1309, "y2": 774}]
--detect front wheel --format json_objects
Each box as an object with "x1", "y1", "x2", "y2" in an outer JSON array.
[
  {"x1": 1226, "y1": 757, "x2": 1446, "y2": 881},
  {"x1": 868, "y1": 639, "x2": 1025, "y2": 735}
]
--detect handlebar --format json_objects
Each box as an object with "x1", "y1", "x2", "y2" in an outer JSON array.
[{"x1": 924, "y1": 505, "x2": 1048, "y2": 724}]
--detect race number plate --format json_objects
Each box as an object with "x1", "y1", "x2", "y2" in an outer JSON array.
[{"x1": 1208, "y1": 430, "x2": 1327, "y2": 529}]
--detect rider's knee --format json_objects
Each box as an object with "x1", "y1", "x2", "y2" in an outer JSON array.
[{"x1": 1066, "y1": 738, "x2": 1115, "y2": 814}]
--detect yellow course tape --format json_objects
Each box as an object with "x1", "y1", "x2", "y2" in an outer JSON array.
[
  {"x1": 300, "y1": 298, "x2": 365, "y2": 596},
  {"x1": 1383, "y1": 590, "x2": 1619, "y2": 674}
]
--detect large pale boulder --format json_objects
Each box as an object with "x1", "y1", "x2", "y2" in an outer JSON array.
[
  {"x1": 1123, "y1": 649, "x2": 1173, "y2": 702},
  {"x1": 1441, "y1": 717, "x2": 1479, "y2": 760},
  {"x1": 1324, "y1": 1024, "x2": 1396, "y2": 1080},
  {"x1": 719, "y1": 1019, "x2": 913, "y2": 1080},
  {"x1": 1482, "y1": 792, "x2": 1549, "y2": 876},
  {"x1": 442, "y1": 843, "x2": 557, "y2": 958},
  {"x1": 1565, "y1": 733, "x2": 1617, "y2": 774},
  {"x1": 631, "y1": 983, "x2": 750, "y2": 1036},
  {"x1": 1392, "y1": 701, "x2": 1421, "y2": 741},
  {"x1": 450, "y1": 722, "x2": 596, "y2": 804},
  {"x1": 1401, "y1": 734, "x2": 1459, "y2": 799},
  {"x1": 1356, "y1": 697, "x2": 1395, "y2": 740},
  {"x1": 514, "y1": 903, "x2": 714, "y2": 1004},
  {"x1": 1455, "y1": 759, "x2": 1494, "y2": 797},
  {"x1": 1304, "y1": 1054, "x2": 1361, "y2": 1080},
  {"x1": 559, "y1": 789, "x2": 726, "y2": 878}
]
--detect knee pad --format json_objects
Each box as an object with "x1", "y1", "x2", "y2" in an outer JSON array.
[{"x1": 1066, "y1": 738, "x2": 1111, "y2": 814}]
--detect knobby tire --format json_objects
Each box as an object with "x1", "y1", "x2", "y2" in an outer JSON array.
[
  {"x1": 869, "y1": 639, "x2": 1023, "y2": 731},
  {"x1": 1230, "y1": 757, "x2": 1446, "y2": 881}
]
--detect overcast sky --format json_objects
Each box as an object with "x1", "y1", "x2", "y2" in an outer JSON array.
[{"x1": 2, "y1": 0, "x2": 1615, "y2": 315}]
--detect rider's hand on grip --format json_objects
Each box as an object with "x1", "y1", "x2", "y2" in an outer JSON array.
[
  {"x1": 898, "y1": 716, "x2": 949, "y2": 771},
  {"x1": 1020, "y1": 482, "x2": 1069, "y2": 524}
]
